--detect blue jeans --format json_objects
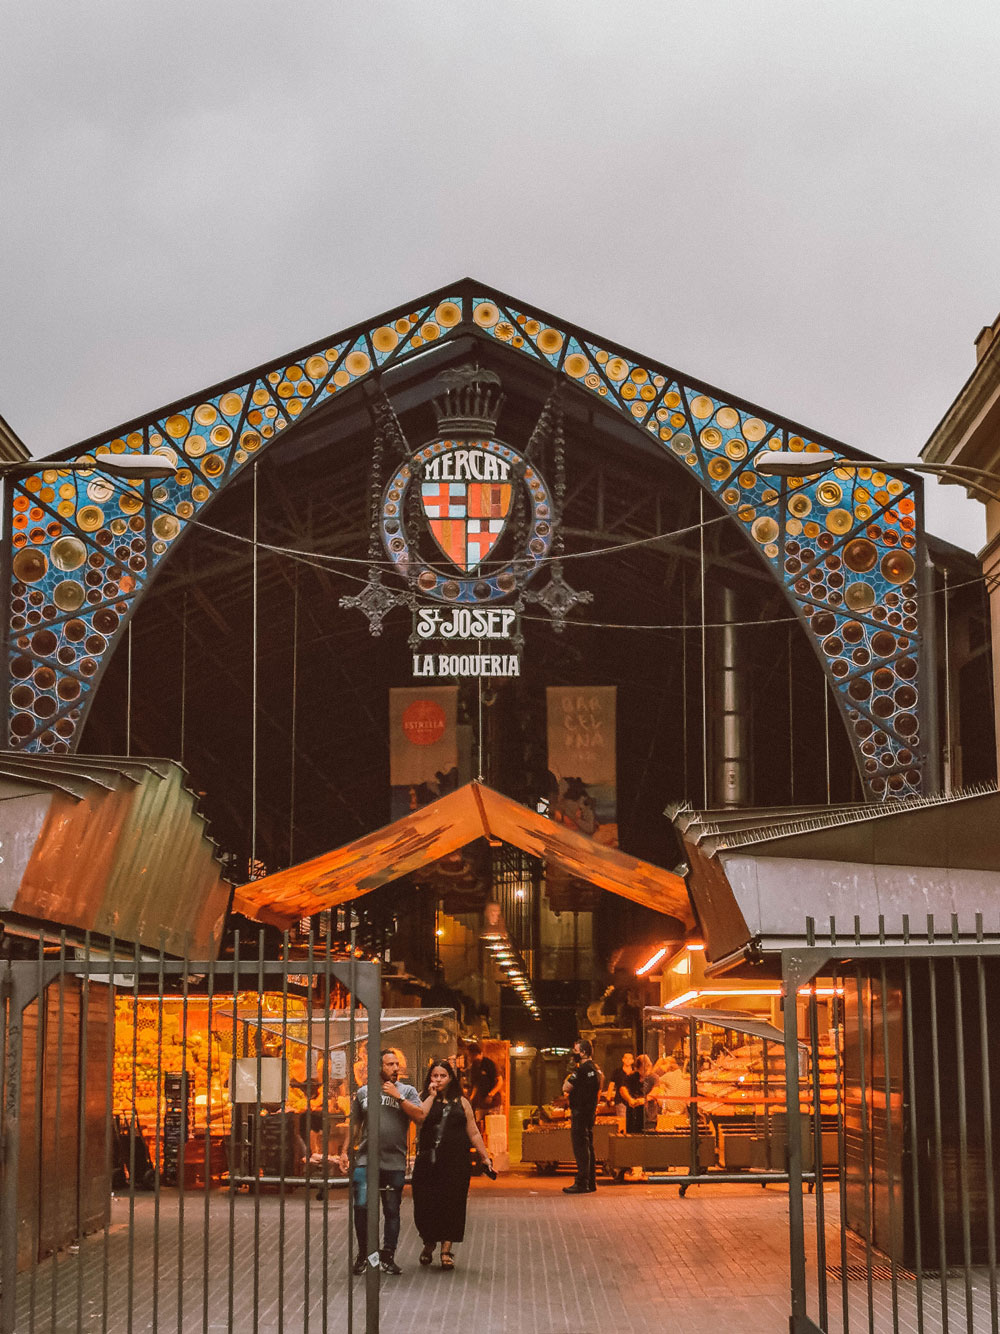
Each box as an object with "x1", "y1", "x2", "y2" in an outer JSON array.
[{"x1": 352, "y1": 1166, "x2": 405, "y2": 1256}]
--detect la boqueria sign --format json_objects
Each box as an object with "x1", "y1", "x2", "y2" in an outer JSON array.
[{"x1": 411, "y1": 607, "x2": 520, "y2": 677}]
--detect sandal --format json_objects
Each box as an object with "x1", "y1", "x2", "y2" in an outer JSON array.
[
  {"x1": 440, "y1": 1245, "x2": 455, "y2": 1270},
  {"x1": 419, "y1": 1245, "x2": 434, "y2": 1267}
]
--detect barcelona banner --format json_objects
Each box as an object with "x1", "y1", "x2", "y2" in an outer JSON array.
[
  {"x1": 545, "y1": 686, "x2": 618, "y2": 848},
  {"x1": 389, "y1": 687, "x2": 459, "y2": 821}
]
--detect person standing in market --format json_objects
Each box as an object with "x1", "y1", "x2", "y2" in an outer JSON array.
[
  {"x1": 618, "y1": 1054, "x2": 647, "y2": 1134},
  {"x1": 412, "y1": 1060, "x2": 493, "y2": 1271},
  {"x1": 607, "y1": 1049, "x2": 636, "y2": 1129},
  {"x1": 466, "y1": 1040, "x2": 503, "y2": 1134},
  {"x1": 637, "y1": 1053, "x2": 659, "y2": 1131},
  {"x1": 562, "y1": 1038, "x2": 602, "y2": 1194},
  {"x1": 337, "y1": 1049, "x2": 425, "y2": 1276}
]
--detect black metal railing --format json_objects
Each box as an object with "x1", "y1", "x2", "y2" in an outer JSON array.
[
  {"x1": 0, "y1": 932, "x2": 382, "y2": 1334},
  {"x1": 783, "y1": 913, "x2": 1000, "y2": 1334},
  {"x1": 8, "y1": 912, "x2": 1000, "y2": 1333}
]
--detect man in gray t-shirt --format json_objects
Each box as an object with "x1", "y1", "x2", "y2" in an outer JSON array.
[{"x1": 338, "y1": 1049, "x2": 424, "y2": 1275}]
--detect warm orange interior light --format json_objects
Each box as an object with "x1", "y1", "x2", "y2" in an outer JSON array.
[
  {"x1": 636, "y1": 946, "x2": 667, "y2": 976},
  {"x1": 664, "y1": 985, "x2": 844, "y2": 1009}
]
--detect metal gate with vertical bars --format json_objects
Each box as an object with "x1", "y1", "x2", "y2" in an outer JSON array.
[
  {"x1": 0, "y1": 931, "x2": 383, "y2": 1334},
  {"x1": 7, "y1": 913, "x2": 1000, "y2": 1333},
  {"x1": 783, "y1": 913, "x2": 1000, "y2": 1334}
]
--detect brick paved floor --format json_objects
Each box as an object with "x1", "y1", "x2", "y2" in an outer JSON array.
[{"x1": 13, "y1": 1171, "x2": 1000, "y2": 1332}]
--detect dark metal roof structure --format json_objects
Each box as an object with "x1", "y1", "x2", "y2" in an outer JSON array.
[{"x1": 0, "y1": 753, "x2": 231, "y2": 955}]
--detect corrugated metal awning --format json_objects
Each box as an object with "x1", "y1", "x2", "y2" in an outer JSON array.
[
  {"x1": 234, "y1": 781, "x2": 692, "y2": 930},
  {"x1": 671, "y1": 786, "x2": 1000, "y2": 965},
  {"x1": 0, "y1": 754, "x2": 231, "y2": 957}
]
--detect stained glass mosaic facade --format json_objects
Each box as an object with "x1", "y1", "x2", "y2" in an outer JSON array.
[{"x1": 1, "y1": 282, "x2": 925, "y2": 798}]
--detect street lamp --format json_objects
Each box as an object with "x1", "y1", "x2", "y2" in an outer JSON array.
[
  {"x1": 0, "y1": 451, "x2": 179, "y2": 481},
  {"x1": 0, "y1": 451, "x2": 180, "y2": 543},
  {"x1": 755, "y1": 449, "x2": 1000, "y2": 501}
]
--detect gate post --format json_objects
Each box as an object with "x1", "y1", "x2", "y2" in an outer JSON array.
[
  {"x1": 0, "y1": 961, "x2": 54, "y2": 1334},
  {"x1": 784, "y1": 949, "x2": 832, "y2": 1334},
  {"x1": 782, "y1": 969, "x2": 807, "y2": 1332},
  {"x1": 782, "y1": 955, "x2": 826, "y2": 1334},
  {"x1": 0, "y1": 960, "x2": 18, "y2": 1334},
  {"x1": 364, "y1": 994, "x2": 381, "y2": 1334},
  {"x1": 1, "y1": 959, "x2": 60, "y2": 1334},
  {"x1": 332, "y1": 956, "x2": 382, "y2": 1334}
]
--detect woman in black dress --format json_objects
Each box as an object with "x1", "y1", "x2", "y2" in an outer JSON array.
[{"x1": 412, "y1": 1060, "x2": 492, "y2": 1270}]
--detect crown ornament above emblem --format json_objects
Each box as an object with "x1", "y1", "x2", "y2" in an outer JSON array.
[{"x1": 431, "y1": 365, "x2": 504, "y2": 435}]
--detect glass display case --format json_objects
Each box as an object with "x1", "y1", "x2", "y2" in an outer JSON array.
[
  {"x1": 643, "y1": 1006, "x2": 839, "y2": 1180},
  {"x1": 113, "y1": 999, "x2": 457, "y2": 1187}
]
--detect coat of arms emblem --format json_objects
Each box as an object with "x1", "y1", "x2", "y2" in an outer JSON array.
[
  {"x1": 342, "y1": 364, "x2": 591, "y2": 639},
  {"x1": 379, "y1": 366, "x2": 554, "y2": 604}
]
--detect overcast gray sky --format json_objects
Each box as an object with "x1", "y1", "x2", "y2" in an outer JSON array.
[{"x1": 3, "y1": 0, "x2": 998, "y2": 550}]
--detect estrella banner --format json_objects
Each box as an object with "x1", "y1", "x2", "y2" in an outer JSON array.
[
  {"x1": 546, "y1": 687, "x2": 618, "y2": 847},
  {"x1": 389, "y1": 687, "x2": 459, "y2": 821}
]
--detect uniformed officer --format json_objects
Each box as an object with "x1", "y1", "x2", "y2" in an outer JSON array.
[{"x1": 562, "y1": 1038, "x2": 602, "y2": 1194}]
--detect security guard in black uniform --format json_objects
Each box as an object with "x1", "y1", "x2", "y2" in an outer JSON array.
[{"x1": 561, "y1": 1038, "x2": 602, "y2": 1194}]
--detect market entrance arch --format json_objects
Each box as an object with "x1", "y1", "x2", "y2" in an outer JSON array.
[{"x1": 3, "y1": 280, "x2": 930, "y2": 810}]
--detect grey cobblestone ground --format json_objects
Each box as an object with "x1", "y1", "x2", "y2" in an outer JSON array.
[{"x1": 13, "y1": 1172, "x2": 999, "y2": 1332}]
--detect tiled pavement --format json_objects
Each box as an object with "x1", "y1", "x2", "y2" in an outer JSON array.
[{"x1": 13, "y1": 1171, "x2": 1000, "y2": 1332}]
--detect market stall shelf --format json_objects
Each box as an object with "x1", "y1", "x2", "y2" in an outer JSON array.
[{"x1": 520, "y1": 1119, "x2": 619, "y2": 1176}]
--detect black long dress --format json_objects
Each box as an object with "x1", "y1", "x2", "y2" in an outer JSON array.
[{"x1": 411, "y1": 1097, "x2": 473, "y2": 1244}]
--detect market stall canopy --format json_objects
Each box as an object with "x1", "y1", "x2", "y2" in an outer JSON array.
[
  {"x1": 0, "y1": 753, "x2": 230, "y2": 957},
  {"x1": 218, "y1": 1007, "x2": 456, "y2": 1053},
  {"x1": 646, "y1": 1006, "x2": 798, "y2": 1047},
  {"x1": 234, "y1": 781, "x2": 693, "y2": 930},
  {"x1": 672, "y1": 785, "x2": 1000, "y2": 966}
]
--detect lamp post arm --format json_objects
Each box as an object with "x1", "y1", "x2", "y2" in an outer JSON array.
[
  {"x1": 907, "y1": 465, "x2": 1000, "y2": 504},
  {"x1": 0, "y1": 453, "x2": 177, "y2": 481},
  {"x1": 754, "y1": 450, "x2": 1000, "y2": 501},
  {"x1": 905, "y1": 461, "x2": 1000, "y2": 482}
]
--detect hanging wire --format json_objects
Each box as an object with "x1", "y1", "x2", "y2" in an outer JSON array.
[
  {"x1": 519, "y1": 610, "x2": 801, "y2": 632},
  {"x1": 180, "y1": 589, "x2": 188, "y2": 766},
  {"x1": 681, "y1": 564, "x2": 689, "y2": 795},
  {"x1": 788, "y1": 624, "x2": 796, "y2": 803},
  {"x1": 476, "y1": 676, "x2": 485, "y2": 783},
  {"x1": 943, "y1": 566, "x2": 952, "y2": 794},
  {"x1": 88, "y1": 471, "x2": 992, "y2": 629},
  {"x1": 125, "y1": 621, "x2": 132, "y2": 757},
  {"x1": 700, "y1": 490, "x2": 708, "y2": 809},
  {"x1": 96, "y1": 469, "x2": 737, "y2": 572},
  {"x1": 250, "y1": 461, "x2": 258, "y2": 874},
  {"x1": 289, "y1": 567, "x2": 299, "y2": 865}
]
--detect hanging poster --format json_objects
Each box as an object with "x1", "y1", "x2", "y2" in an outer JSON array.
[
  {"x1": 546, "y1": 686, "x2": 618, "y2": 848},
  {"x1": 389, "y1": 687, "x2": 459, "y2": 820}
]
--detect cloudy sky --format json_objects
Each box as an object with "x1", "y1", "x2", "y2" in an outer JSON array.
[{"x1": 3, "y1": 0, "x2": 998, "y2": 549}]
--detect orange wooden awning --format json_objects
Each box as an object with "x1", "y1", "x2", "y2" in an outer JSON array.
[{"x1": 233, "y1": 781, "x2": 692, "y2": 930}]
